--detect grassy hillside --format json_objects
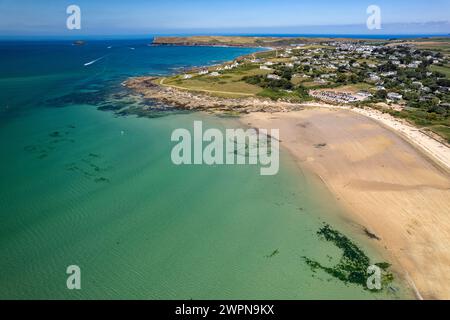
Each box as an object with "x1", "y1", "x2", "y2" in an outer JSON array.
[
  {"x1": 152, "y1": 36, "x2": 373, "y2": 47},
  {"x1": 162, "y1": 63, "x2": 269, "y2": 97}
]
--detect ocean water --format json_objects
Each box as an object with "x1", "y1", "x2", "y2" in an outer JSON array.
[{"x1": 0, "y1": 39, "x2": 411, "y2": 299}]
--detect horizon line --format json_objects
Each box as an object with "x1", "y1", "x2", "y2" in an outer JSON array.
[{"x1": 1, "y1": 33, "x2": 449, "y2": 41}]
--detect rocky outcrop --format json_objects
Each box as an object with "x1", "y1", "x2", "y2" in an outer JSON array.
[{"x1": 124, "y1": 77, "x2": 305, "y2": 114}]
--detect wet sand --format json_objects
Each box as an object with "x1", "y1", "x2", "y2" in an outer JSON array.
[{"x1": 243, "y1": 108, "x2": 450, "y2": 300}]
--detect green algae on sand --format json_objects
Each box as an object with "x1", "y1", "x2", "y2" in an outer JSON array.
[{"x1": 302, "y1": 224, "x2": 394, "y2": 291}]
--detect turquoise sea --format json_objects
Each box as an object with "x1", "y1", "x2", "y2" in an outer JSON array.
[{"x1": 0, "y1": 39, "x2": 411, "y2": 299}]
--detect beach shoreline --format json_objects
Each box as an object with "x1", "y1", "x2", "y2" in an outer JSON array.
[
  {"x1": 301, "y1": 102, "x2": 450, "y2": 173},
  {"x1": 126, "y1": 77, "x2": 450, "y2": 298},
  {"x1": 123, "y1": 49, "x2": 450, "y2": 299},
  {"x1": 241, "y1": 108, "x2": 450, "y2": 300}
]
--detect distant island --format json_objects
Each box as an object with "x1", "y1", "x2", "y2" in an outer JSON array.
[{"x1": 72, "y1": 40, "x2": 86, "y2": 46}]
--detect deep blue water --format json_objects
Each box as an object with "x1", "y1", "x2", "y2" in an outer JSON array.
[{"x1": 0, "y1": 39, "x2": 264, "y2": 120}]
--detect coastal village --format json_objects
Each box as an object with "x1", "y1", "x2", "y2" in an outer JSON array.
[
  {"x1": 188, "y1": 40, "x2": 448, "y2": 108},
  {"x1": 126, "y1": 37, "x2": 450, "y2": 143}
]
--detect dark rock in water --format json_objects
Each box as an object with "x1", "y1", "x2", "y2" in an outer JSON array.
[
  {"x1": 49, "y1": 131, "x2": 61, "y2": 138},
  {"x1": 44, "y1": 82, "x2": 121, "y2": 108},
  {"x1": 65, "y1": 163, "x2": 79, "y2": 172},
  {"x1": 24, "y1": 145, "x2": 37, "y2": 152},
  {"x1": 88, "y1": 153, "x2": 101, "y2": 158},
  {"x1": 98, "y1": 104, "x2": 123, "y2": 111},
  {"x1": 116, "y1": 105, "x2": 187, "y2": 119},
  {"x1": 73, "y1": 40, "x2": 86, "y2": 46},
  {"x1": 95, "y1": 177, "x2": 110, "y2": 183}
]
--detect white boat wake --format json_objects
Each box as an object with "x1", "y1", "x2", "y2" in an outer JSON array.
[{"x1": 84, "y1": 56, "x2": 105, "y2": 66}]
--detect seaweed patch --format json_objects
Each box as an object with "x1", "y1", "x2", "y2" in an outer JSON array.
[
  {"x1": 314, "y1": 143, "x2": 327, "y2": 148},
  {"x1": 94, "y1": 177, "x2": 110, "y2": 183},
  {"x1": 49, "y1": 131, "x2": 62, "y2": 138},
  {"x1": 265, "y1": 249, "x2": 280, "y2": 259},
  {"x1": 65, "y1": 154, "x2": 112, "y2": 184},
  {"x1": 302, "y1": 224, "x2": 393, "y2": 291},
  {"x1": 24, "y1": 125, "x2": 78, "y2": 160},
  {"x1": 364, "y1": 227, "x2": 381, "y2": 241}
]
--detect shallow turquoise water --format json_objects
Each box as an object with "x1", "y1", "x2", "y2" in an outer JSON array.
[{"x1": 0, "y1": 40, "x2": 410, "y2": 299}]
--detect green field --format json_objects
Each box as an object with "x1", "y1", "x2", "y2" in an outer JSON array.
[
  {"x1": 394, "y1": 38, "x2": 450, "y2": 54},
  {"x1": 336, "y1": 83, "x2": 374, "y2": 92},
  {"x1": 430, "y1": 65, "x2": 450, "y2": 79},
  {"x1": 429, "y1": 124, "x2": 450, "y2": 143},
  {"x1": 162, "y1": 64, "x2": 272, "y2": 97}
]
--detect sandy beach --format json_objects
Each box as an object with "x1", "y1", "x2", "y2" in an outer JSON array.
[
  {"x1": 126, "y1": 76, "x2": 450, "y2": 299},
  {"x1": 301, "y1": 102, "x2": 450, "y2": 173},
  {"x1": 243, "y1": 108, "x2": 450, "y2": 300}
]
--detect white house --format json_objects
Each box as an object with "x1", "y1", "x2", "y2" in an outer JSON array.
[
  {"x1": 387, "y1": 92, "x2": 403, "y2": 100},
  {"x1": 267, "y1": 74, "x2": 281, "y2": 80}
]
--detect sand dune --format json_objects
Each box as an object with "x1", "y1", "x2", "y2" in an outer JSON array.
[{"x1": 243, "y1": 108, "x2": 450, "y2": 300}]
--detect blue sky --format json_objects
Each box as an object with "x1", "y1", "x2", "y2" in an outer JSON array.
[{"x1": 0, "y1": 0, "x2": 449, "y2": 36}]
